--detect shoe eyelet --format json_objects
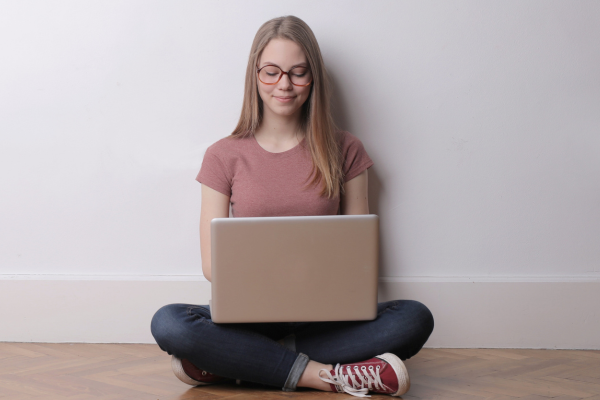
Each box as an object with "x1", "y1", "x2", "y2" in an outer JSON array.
[
  {"x1": 202, "y1": 371, "x2": 207, "y2": 376},
  {"x1": 354, "y1": 366, "x2": 359, "y2": 371},
  {"x1": 361, "y1": 366, "x2": 367, "y2": 371},
  {"x1": 369, "y1": 366, "x2": 374, "y2": 371},
  {"x1": 376, "y1": 365, "x2": 380, "y2": 370}
]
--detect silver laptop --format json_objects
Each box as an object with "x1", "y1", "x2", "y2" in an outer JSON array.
[{"x1": 209, "y1": 214, "x2": 379, "y2": 323}]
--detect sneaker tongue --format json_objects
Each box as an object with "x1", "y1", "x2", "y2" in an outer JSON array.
[{"x1": 328, "y1": 359, "x2": 400, "y2": 395}]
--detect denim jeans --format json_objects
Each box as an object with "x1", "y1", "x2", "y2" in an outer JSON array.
[{"x1": 151, "y1": 299, "x2": 434, "y2": 392}]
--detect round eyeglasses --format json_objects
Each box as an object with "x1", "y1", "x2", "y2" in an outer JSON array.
[{"x1": 257, "y1": 64, "x2": 313, "y2": 87}]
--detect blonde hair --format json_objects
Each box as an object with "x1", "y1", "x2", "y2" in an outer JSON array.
[{"x1": 231, "y1": 15, "x2": 344, "y2": 199}]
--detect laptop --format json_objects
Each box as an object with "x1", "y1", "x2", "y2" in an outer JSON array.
[{"x1": 209, "y1": 214, "x2": 379, "y2": 323}]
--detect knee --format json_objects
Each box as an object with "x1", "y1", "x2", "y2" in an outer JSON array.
[
  {"x1": 407, "y1": 300, "x2": 434, "y2": 339},
  {"x1": 387, "y1": 300, "x2": 434, "y2": 360},
  {"x1": 151, "y1": 304, "x2": 184, "y2": 351},
  {"x1": 389, "y1": 300, "x2": 434, "y2": 344}
]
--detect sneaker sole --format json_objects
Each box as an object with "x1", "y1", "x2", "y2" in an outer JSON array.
[
  {"x1": 171, "y1": 355, "x2": 209, "y2": 386},
  {"x1": 376, "y1": 353, "x2": 410, "y2": 396}
]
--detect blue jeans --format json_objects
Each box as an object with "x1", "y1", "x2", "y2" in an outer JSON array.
[{"x1": 151, "y1": 300, "x2": 434, "y2": 392}]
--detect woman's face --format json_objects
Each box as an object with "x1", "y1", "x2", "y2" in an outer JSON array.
[{"x1": 257, "y1": 38, "x2": 312, "y2": 121}]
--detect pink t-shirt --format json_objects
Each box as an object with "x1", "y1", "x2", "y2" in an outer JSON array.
[{"x1": 196, "y1": 131, "x2": 374, "y2": 217}]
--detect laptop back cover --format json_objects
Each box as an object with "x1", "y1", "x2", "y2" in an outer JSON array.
[{"x1": 210, "y1": 214, "x2": 379, "y2": 323}]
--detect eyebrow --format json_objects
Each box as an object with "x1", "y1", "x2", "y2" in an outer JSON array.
[{"x1": 260, "y1": 61, "x2": 308, "y2": 68}]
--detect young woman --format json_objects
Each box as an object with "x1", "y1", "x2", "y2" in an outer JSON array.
[{"x1": 151, "y1": 15, "x2": 434, "y2": 398}]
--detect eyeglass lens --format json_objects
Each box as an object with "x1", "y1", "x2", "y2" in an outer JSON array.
[{"x1": 258, "y1": 66, "x2": 312, "y2": 86}]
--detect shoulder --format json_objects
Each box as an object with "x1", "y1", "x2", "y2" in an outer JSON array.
[
  {"x1": 205, "y1": 134, "x2": 252, "y2": 160},
  {"x1": 335, "y1": 131, "x2": 374, "y2": 181},
  {"x1": 336, "y1": 130, "x2": 369, "y2": 153},
  {"x1": 198, "y1": 134, "x2": 252, "y2": 190}
]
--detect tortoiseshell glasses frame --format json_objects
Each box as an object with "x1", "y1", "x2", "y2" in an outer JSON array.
[{"x1": 256, "y1": 64, "x2": 313, "y2": 87}]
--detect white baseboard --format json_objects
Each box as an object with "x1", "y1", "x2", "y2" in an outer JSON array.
[
  {"x1": 378, "y1": 280, "x2": 600, "y2": 349},
  {"x1": 0, "y1": 279, "x2": 211, "y2": 344},
  {"x1": 1, "y1": 277, "x2": 598, "y2": 349}
]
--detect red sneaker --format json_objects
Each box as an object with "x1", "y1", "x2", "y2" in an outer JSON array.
[
  {"x1": 171, "y1": 355, "x2": 233, "y2": 386},
  {"x1": 318, "y1": 353, "x2": 410, "y2": 397}
]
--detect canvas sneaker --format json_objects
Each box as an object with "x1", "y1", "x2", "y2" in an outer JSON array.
[
  {"x1": 318, "y1": 353, "x2": 410, "y2": 397},
  {"x1": 171, "y1": 355, "x2": 233, "y2": 386}
]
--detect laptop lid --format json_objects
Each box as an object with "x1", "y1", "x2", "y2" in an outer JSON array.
[{"x1": 210, "y1": 214, "x2": 379, "y2": 323}]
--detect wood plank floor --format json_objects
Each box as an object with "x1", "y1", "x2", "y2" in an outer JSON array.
[{"x1": 0, "y1": 344, "x2": 598, "y2": 399}]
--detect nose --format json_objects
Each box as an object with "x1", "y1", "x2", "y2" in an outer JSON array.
[{"x1": 276, "y1": 72, "x2": 294, "y2": 90}]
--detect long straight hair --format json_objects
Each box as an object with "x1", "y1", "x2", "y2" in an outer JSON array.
[{"x1": 230, "y1": 16, "x2": 344, "y2": 199}]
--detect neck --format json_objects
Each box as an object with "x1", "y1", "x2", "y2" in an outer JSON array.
[{"x1": 255, "y1": 107, "x2": 304, "y2": 142}]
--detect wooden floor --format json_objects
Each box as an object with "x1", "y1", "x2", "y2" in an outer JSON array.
[{"x1": 0, "y1": 344, "x2": 599, "y2": 399}]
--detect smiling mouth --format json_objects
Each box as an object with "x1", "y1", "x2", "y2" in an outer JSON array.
[{"x1": 274, "y1": 96, "x2": 295, "y2": 103}]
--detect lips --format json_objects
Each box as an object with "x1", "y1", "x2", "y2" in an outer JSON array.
[{"x1": 274, "y1": 96, "x2": 295, "y2": 102}]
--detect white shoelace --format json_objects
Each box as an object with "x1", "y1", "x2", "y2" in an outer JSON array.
[{"x1": 319, "y1": 363, "x2": 390, "y2": 398}]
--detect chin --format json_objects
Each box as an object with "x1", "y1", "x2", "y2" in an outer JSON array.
[{"x1": 270, "y1": 105, "x2": 301, "y2": 117}]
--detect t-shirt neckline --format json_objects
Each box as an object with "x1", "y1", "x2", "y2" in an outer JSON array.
[{"x1": 251, "y1": 133, "x2": 306, "y2": 158}]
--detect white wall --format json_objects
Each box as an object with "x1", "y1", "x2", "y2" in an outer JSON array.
[{"x1": 1, "y1": 1, "x2": 599, "y2": 346}]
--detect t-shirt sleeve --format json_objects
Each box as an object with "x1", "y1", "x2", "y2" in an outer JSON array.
[
  {"x1": 342, "y1": 132, "x2": 374, "y2": 182},
  {"x1": 196, "y1": 146, "x2": 232, "y2": 196}
]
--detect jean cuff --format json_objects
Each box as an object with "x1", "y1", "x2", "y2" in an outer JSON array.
[{"x1": 282, "y1": 352, "x2": 309, "y2": 392}]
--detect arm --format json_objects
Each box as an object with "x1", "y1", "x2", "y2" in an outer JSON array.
[
  {"x1": 200, "y1": 184, "x2": 230, "y2": 282},
  {"x1": 340, "y1": 169, "x2": 369, "y2": 215}
]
